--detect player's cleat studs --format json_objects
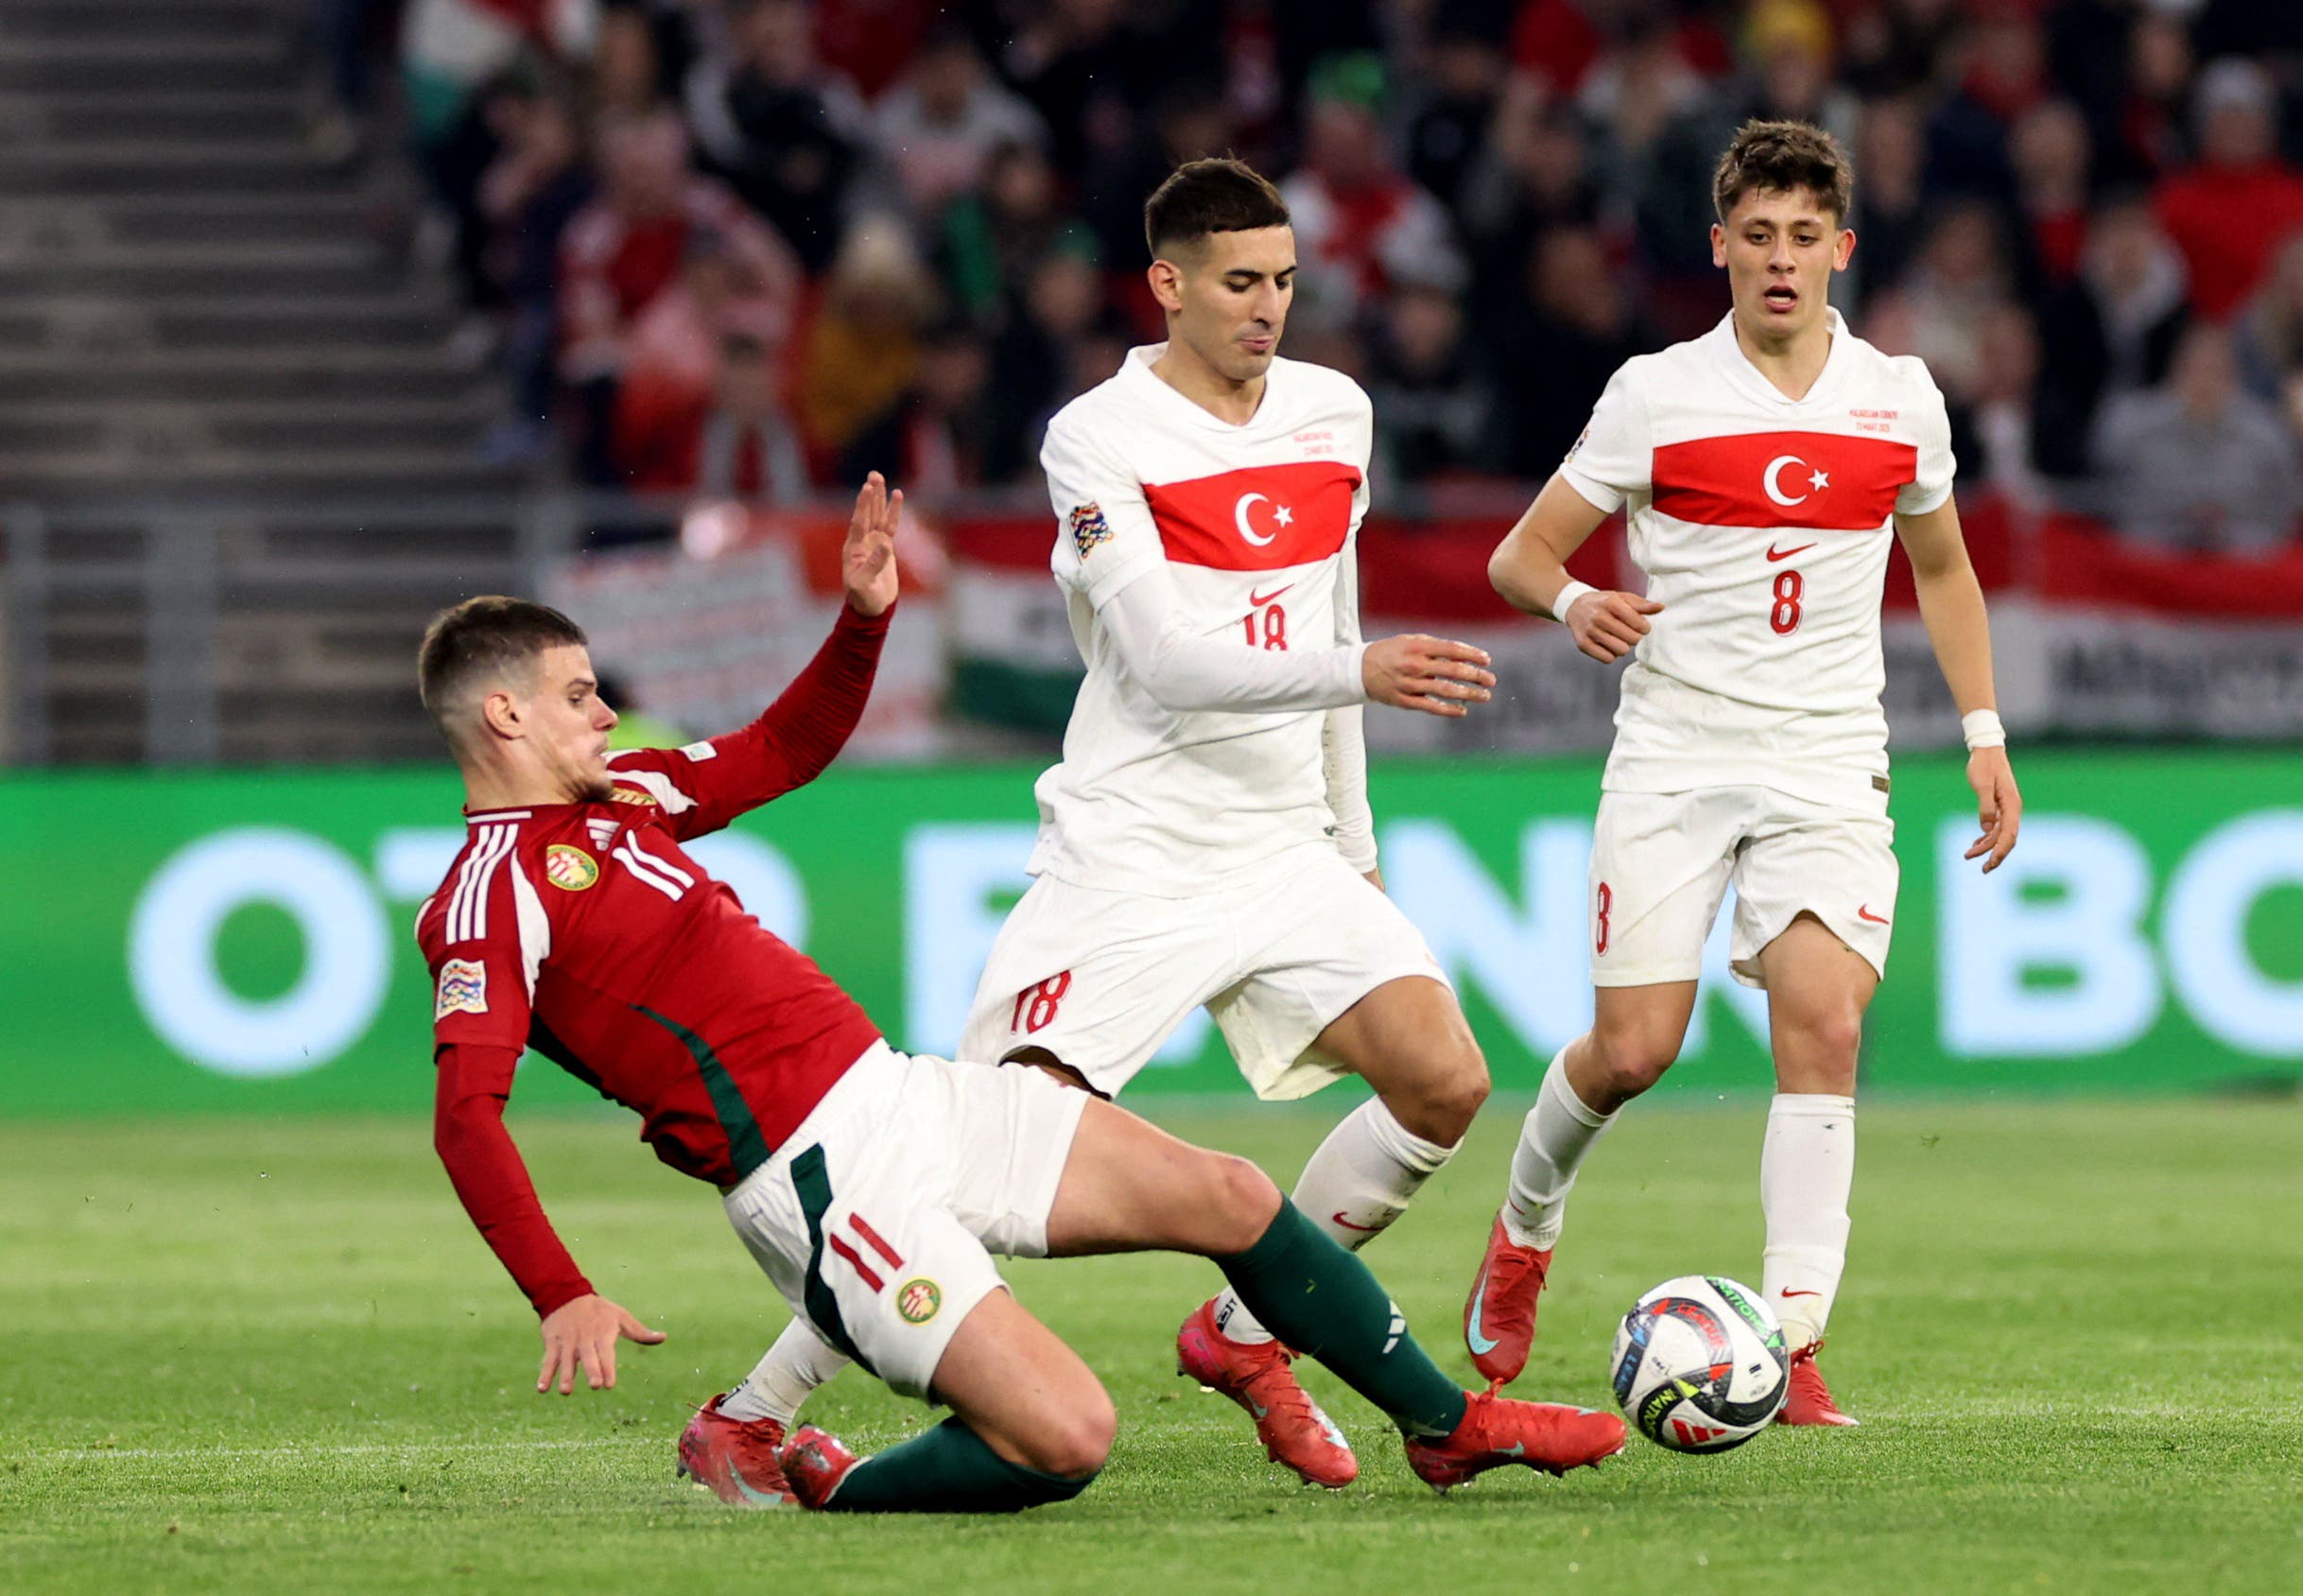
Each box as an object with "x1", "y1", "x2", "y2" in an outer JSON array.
[
  {"x1": 1777, "y1": 1342, "x2": 1860, "y2": 1427},
  {"x1": 1402, "y1": 1391, "x2": 1626, "y2": 1490},
  {"x1": 676, "y1": 1394, "x2": 799, "y2": 1507},
  {"x1": 1463, "y1": 1214, "x2": 1553, "y2": 1390},
  {"x1": 1175, "y1": 1298, "x2": 1359, "y2": 1489}
]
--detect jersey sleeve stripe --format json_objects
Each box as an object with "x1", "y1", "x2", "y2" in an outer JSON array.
[
  {"x1": 612, "y1": 839, "x2": 686, "y2": 901},
  {"x1": 621, "y1": 832, "x2": 696, "y2": 889},
  {"x1": 449, "y1": 824, "x2": 516, "y2": 945}
]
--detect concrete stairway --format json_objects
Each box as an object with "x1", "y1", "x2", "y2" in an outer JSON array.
[{"x1": 0, "y1": 0, "x2": 535, "y2": 764}]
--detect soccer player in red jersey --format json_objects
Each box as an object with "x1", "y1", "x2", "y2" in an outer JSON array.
[
  {"x1": 1465, "y1": 122, "x2": 2024, "y2": 1424},
  {"x1": 417, "y1": 474, "x2": 1622, "y2": 1511}
]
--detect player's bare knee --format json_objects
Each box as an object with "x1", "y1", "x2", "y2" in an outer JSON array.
[
  {"x1": 1588, "y1": 1024, "x2": 1677, "y2": 1102},
  {"x1": 1025, "y1": 1384, "x2": 1117, "y2": 1479},
  {"x1": 1202, "y1": 1153, "x2": 1283, "y2": 1253}
]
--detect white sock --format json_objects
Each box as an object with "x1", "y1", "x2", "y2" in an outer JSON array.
[
  {"x1": 719, "y1": 1316, "x2": 851, "y2": 1425},
  {"x1": 1211, "y1": 1096, "x2": 1457, "y2": 1344},
  {"x1": 1501, "y1": 1045, "x2": 1613, "y2": 1249},
  {"x1": 1759, "y1": 1092, "x2": 1856, "y2": 1353}
]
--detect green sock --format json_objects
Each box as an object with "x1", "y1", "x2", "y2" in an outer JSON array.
[
  {"x1": 1215, "y1": 1198, "x2": 1468, "y2": 1439},
  {"x1": 827, "y1": 1415, "x2": 1098, "y2": 1513}
]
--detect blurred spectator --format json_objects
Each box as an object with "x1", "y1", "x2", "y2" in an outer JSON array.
[
  {"x1": 615, "y1": 330, "x2": 808, "y2": 500},
  {"x1": 795, "y1": 218, "x2": 943, "y2": 468},
  {"x1": 814, "y1": 0, "x2": 946, "y2": 101},
  {"x1": 1484, "y1": 225, "x2": 1649, "y2": 477},
  {"x1": 986, "y1": 249, "x2": 1113, "y2": 482},
  {"x1": 591, "y1": 2, "x2": 675, "y2": 121},
  {"x1": 477, "y1": 79, "x2": 594, "y2": 463},
  {"x1": 1403, "y1": 10, "x2": 1514, "y2": 215},
  {"x1": 2093, "y1": 322, "x2": 2303, "y2": 556},
  {"x1": 936, "y1": 140, "x2": 1092, "y2": 327},
  {"x1": 1879, "y1": 202, "x2": 2018, "y2": 408},
  {"x1": 2114, "y1": 9, "x2": 2196, "y2": 182},
  {"x1": 559, "y1": 112, "x2": 802, "y2": 479},
  {"x1": 999, "y1": 0, "x2": 1214, "y2": 180},
  {"x1": 1280, "y1": 52, "x2": 1466, "y2": 337},
  {"x1": 872, "y1": 23, "x2": 1048, "y2": 221},
  {"x1": 2154, "y1": 58, "x2": 2303, "y2": 321},
  {"x1": 1082, "y1": 80, "x2": 1235, "y2": 269},
  {"x1": 2236, "y1": 234, "x2": 2303, "y2": 401},
  {"x1": 1458, "y1": 85, "x2": 1602, "y2": 321},
  {"x1": 1965, "y1": 303, "x2": 2049, "y2": 510},
  {"x1": 2012, "y1": 98, "x2": 2093, "y2": 290},
  {"x1": 1578, "y1": 11, "x2": 1712, "y2": 227},
  {"x1": 842, "y1": 319, "x2": 997, "y2": 495},
  {"x1": 684, "y1": 0, "x2": 870, "y2": 271},
  {"x1": 2033, "y1": 194, "x2": 2191, "y2": 477},
  {"x1": 1367, "y1": 283, "x2": 1491, "y2": 490},
  {"x1": 1840, "y1": 0, "x2": 1962, "y2": 98},
  {"x1": 2044, "y1": 0, "x2": 2139, "y2": 177},
  {"x1": 622, "y1": 228, "x2": 795, "y2": 407},
  {"x1": 1923, "y1": 4, "x2": 2049, "y2": 203},
  {"x1": 1845, "y1": 95, "x2": 1930, "y2": 310}
]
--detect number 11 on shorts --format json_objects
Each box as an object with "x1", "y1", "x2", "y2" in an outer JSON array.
[{"x1": 1011, "y1": 971, "x2": 1073, "y2": 1034}]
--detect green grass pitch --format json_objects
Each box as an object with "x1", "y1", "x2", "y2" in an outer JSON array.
[{"x1": 4, "y1": 1098, "x2": 2298, "y2": 1593}]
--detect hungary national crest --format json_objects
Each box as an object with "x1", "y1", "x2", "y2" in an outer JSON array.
[{"x1": 545, "y1": 844, "x2": 598, "y2": 891}]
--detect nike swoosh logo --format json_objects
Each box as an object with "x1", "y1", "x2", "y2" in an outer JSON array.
[
  {"x1": 1248, "y1": 582, "x2": 1293, "y2": 606},
  {"x1": 1766, "y1": 543, "x2": 1816, "y2": 563},
  {"x1": 730, "y1": 1472, "x2": 785, "y2": 1506},
  {"x1": 1857, "y1": 905, "x2": 1891, "y2": 925},
  {"x1": 1499, "y1": 1442, "x2": 1525, "y2": 1458},
  {"x1": 1780, "y1": 1290, "x2": 1823, "y2": 1299},
  {"x1": 1330, "y1": 1210, "x2": 1386, "y2": 1234},
  {"x1": 1466, "y1": 1263, "x2": 1500, "y2": 1356}
]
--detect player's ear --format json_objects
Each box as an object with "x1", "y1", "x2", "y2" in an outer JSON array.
[
  {"x1": 1147, "y1": 256, "x2": 1186, "y2": 315},
  {"x1": 1832, "y1": 227, "x2": 1856, "y2": 272},
  {"x1": 1709, "y1": 222, "x2": 1726, "y2": 269},
  {"x1": 480, "y1": 685, "x2": 525, "y2": 741}
]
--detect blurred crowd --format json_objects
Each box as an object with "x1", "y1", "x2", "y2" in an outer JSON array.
[{"x1": 333, "y1": 0, "x2": 2303, "y2": 558}]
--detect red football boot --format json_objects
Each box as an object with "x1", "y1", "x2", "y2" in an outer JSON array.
[
  {"x1": 1175, "y1": 1297, "x2": 1358, "y2": 1488},
  {"x1": 675, "y1": 1395, "x2": 797, "y2": 1507},
  {"x1": 1463, "y1": 1214, "x2": 1552, "y2": 1389},
  {"x1": 780, "y1": 1424, "x2": 862, "y2": 1509},
  {"x1": 1777, "y1": 1342, "x2": 1860, "y2": 1427},
  {"x1": 1404, "y1": 1390, "x2": 1626, "y2": 1490}
]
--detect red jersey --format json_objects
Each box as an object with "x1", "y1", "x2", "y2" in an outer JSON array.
[{"x1": 423, "y1": 604, "x2": 889, "y2": 1315}]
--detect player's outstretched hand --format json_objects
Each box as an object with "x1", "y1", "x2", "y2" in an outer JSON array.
[
  {"x1": 1963, "y1": 746, "x2": 2021, "y2": 874},
  {"x1": 1363, "y1": 634, "x2": 1496, "y2": 718},
  {"x1": 842, "y1": 471, "x2": 902, "y2": 617},
  {"x1": 1562, "y1": 589, "x2": 1663, "y2": 663},
  {"x1": 536, "y1": 1292, "x2": 667, "y2": 1396}
]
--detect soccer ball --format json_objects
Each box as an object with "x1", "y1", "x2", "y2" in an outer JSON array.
[{"x1": 1609, "y1": 1275, "x2": 1790, "y2": 1452}]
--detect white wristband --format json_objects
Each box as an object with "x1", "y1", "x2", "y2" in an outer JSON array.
[
  {"x1": 1550, "y1": 579, "x2": 1597, "y2": 624},
  {"x1": 1962, "y1": 708, "x2": 2007, "y2": 751}
]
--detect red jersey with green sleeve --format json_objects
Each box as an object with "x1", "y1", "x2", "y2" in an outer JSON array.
[{"x1": 421, "y1": 604, "x2": 890, "y2": 1316}]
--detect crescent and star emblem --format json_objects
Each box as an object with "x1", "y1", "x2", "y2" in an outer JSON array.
[
  {"x1": 1232, "y1": 492, "x2": 1294, "y2": 546},
  {"x1": 1762, "y1": 455, "x2": 1831, "y2": 508}
]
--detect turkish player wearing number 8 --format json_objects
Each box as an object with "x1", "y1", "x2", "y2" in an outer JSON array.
[
  {"x1": 1468, "y1": 120, "x2": 2025, "y2": 1425},
  {"x1": 720, "y1": 159, "x2": 1518, "y2": 1492}
]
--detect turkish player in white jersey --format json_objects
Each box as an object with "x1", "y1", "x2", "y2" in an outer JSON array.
[
  {"x1": 722, "y1": 159, "x2": 1514, "y2": 1492},
  {"x1": 1463, "y1": 122, "x2": 2023, "y2": 1425}
]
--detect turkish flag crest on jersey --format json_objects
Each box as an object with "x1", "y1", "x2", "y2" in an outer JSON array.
[
  {"x1": 1651, "y1": 430, "x2": 1916, "y2": 530},
  {"x1": 1143, "y1": 461, "x2": 1362, "y2": 571}
]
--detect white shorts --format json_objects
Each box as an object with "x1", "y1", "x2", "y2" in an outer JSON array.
[
  {"x1": 720, "y1": 1041, "x2": 1088, "y2": 1401},
  {"x1": 960, "y1": 846, "x2": 1450, "y2": 1102},
  {"x1": 1589, "y1": 787, "x2": 1897, "y2": 989}
]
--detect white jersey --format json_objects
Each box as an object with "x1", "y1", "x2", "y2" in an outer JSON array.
[
  {"x1": 1033, "y1": 345, "x2": 1374, "y2": 894},
  {"x1": 1560, "y1": 308, "x2": 1955, "y2": 812}
]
